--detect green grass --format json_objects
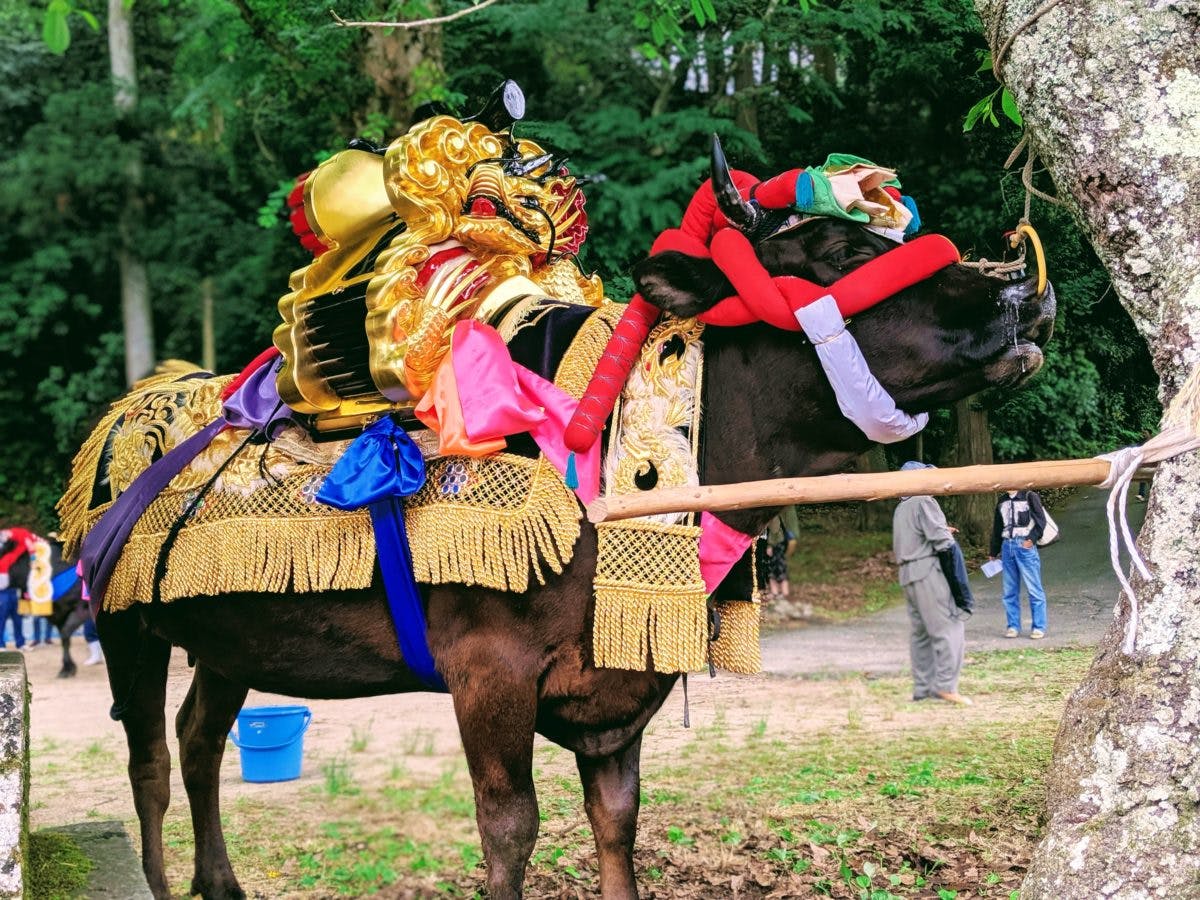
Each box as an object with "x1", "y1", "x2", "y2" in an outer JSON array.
[
  {"x1": 789, "y1": 528, "x2": 894, "y2": 584},
  {"x1": 27, "y1": 830, "x2": 93, "y2": 900},
  {"x1": 779, "y1": 524, "x2": 904, "y2": 620}
]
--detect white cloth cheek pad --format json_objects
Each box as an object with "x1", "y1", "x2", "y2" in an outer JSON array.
[{"x1": 793, "y1": 294, "x2": 928, "y2": 443}]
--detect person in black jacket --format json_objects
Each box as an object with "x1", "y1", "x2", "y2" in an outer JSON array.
[{"x1": 989, "y1": 490, "x2": 1048, "y2": 639}]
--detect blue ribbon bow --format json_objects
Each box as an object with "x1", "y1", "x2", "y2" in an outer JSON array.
[{"x1": 317, "y1": 417, "x2": 446, "y2": 691}]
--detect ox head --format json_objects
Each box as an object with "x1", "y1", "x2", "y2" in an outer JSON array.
[{"x1": 632, "y1": 154, "x2": 1055, "y2": 419}]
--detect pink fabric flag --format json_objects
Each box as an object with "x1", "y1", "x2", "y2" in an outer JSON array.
[{"x1": 416, "y1": 321, "x2": 602, "y2": 503}]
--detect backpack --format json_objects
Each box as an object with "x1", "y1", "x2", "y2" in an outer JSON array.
[{"x1": 1037, "y1": 511, "x2": 1060, "y2": 546}]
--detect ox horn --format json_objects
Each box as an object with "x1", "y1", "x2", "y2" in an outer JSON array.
[{"x1": 711, "y1": 133, "x2": 760, "y2": 234}]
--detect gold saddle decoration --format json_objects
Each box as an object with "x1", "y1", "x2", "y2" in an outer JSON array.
[
  {"x1": 273, "y1": 114, "x2": 603, "y2": 432},
  {"x1": 58, "y1": 309, "x2": 759, "y2": 673}
]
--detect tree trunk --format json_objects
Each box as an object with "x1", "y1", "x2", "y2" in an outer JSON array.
[
  {"x1": 854, "y1": 445, "x2": 894, "y2": 531},
  {"x1": 201, "y1": 276, "x2": 215, "y2": 373},
  {"x1": 973, "y1": 2, "x2": 1200, "y2": 895},
  {"x1": 948, "y1": 395, "x2": 994, "y2": 547},
  {"x1": 362, "y1": 5, "x2": 444, "y2": 128},
  {"x1": 109, "y1": 0, "x2": 154, "y2": 385},
  {"x1": 733, "y1": 43, "x2": 759, "y2": 136}
]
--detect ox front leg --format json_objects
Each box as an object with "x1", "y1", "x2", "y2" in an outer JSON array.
[
  {"x1": 176, "y1": 663, "x2": 249, "y2": 900},
  {"x1": 452, "y1": 667, "x2": 539, "y2": 899},
  {"x1": 576, "y1": 735, "x2": 643, "y2": 899}
]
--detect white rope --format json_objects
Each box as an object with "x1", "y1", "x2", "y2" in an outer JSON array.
[{"x1": 1099, "y1": 444, "x2": 1161, "y2": 657}]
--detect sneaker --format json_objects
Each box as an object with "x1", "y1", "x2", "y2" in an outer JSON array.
[
  {"x1": 1029, "y1": 629, "x2": 1045, "y2": 640},
  {"x1": 84, "y1": 642, "x2": 105, "y2": 666},
  {"x1": 1004, "y1": 627, "x2": 1019, "y2": 638}
]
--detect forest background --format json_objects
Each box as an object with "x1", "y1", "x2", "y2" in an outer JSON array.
[{"x1": 0, "y1": 0, "x2": 1160, "y2": 541}]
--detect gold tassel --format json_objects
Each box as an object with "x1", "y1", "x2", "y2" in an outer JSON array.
[
  {"x1": 591, "y1": 521, "x2": 709, "y2": 673},
  {"x1": 709, "y1": 599, "x2": 762, "y2": 674},
  {"x1": 102, "y1": 515, "x2": 376, "y2": 612}
]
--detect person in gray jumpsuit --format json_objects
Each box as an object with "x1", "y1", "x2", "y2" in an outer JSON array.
[{"x1": 892, "y1": 461, "x2": 971, "y2": 706}]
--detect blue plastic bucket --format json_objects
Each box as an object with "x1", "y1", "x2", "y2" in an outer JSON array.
[{"x1": 229, "y1": 705, "x2": 312, "y2": 783}]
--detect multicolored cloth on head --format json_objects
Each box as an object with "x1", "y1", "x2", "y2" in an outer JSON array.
[{"x1": 793, "y1": 153, "x2": 918, "y2": 238}]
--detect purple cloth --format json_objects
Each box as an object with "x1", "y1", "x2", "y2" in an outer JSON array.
[
  {"x1": 80, "y1": 417, "x2": 224, "y2": 611},
  {"x1": 222, "y1": 360, "x2": 298, "y2": 437},
  {"x1": 80, "y1": 365, "x2": 297, "y2": 612}
]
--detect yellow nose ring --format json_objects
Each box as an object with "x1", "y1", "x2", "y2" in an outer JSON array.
[{"x1": 1008, "y1": 222, "x2": 1047, "y2": 297}]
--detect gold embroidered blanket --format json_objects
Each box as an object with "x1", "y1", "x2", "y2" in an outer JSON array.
[{"x1": 57, "y1": 307, "x2": 620, "y2": 611}]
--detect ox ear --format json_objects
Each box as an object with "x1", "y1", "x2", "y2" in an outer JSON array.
[{"x1": 633, "y1": 251, "x2": 732, "y2": 317}]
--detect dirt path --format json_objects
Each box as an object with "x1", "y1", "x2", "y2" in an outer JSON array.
[{"x1": 761, "y1": 487, "x2": 1141, "y2": 677}]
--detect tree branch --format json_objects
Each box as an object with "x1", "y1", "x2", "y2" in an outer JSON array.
[{"x1": 331, "y1": 0, "x2": 502, "y2": 30}]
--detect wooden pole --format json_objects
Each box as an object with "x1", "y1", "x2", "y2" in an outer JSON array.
[{"x1": 586, "y1": 458, "x2": 1117, "y2": 524}]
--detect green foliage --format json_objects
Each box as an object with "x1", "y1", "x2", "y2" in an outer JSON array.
[{"x1": 42, "y1": 0, "x2": 99, "y2": 56}]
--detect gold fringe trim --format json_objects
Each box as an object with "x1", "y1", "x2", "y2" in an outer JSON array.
[
  {"x1": 709, "y1": 600, "x2": 762, "y2": 675},
  {"x1": 101, "y1": 515, "x2": 375, "y2": 613},
  {"x1": 592, "y1": 520, "x2": 709, "y2": 673},
  {"x1": 405, "y1": 454, "x2": 580, "y2": 593},
  {"x1": 56, "y1": 364, "x2": 205, "y2": 558}
]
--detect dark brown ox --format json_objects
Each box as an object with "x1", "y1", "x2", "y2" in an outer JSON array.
[{"x1": 90, "y1": 175, "x2": 1055, "y2": 899}]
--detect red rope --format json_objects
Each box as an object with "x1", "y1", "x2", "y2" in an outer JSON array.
[{"x1": 563, "y1": 171, "x2": 960, "y2": 454}]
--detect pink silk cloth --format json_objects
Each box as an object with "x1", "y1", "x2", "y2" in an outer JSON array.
[
  {"x1": 415, "y1": 321, "x2": 602, "y2": 504},
  {"x1": 698, "y1": 511, "x2": 756, "y2": 593}
]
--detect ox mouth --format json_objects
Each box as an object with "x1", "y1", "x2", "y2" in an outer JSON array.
[{"x1": 985, "y1": 341, "x2": 1045, "y2": 387}]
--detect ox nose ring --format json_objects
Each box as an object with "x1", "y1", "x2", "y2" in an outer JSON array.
[{"x1": 1007, "y1": 222, "x2": 1047, "y2": 297}]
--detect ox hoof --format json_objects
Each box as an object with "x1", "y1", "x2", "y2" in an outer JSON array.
[
  {"x1": 57, "y1": 667, "x2": 77, "y2": 679},
  {"x1": 190, "y1": 876, "x2": 246, "y2": 900}
]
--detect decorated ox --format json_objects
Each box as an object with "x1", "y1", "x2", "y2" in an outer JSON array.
[{"x1": 78, "y1": 145, "x2": 1054, "y2": 899}]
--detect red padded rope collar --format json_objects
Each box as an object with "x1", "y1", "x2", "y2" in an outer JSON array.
[{"x1": 564, "y1": 169, "x2": 962, "y2": 454}]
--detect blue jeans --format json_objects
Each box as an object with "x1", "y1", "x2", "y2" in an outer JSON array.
[
  {"x1": 0, "y1": 589, "x2": 22, "y2": 648},
  {"x1": 1001, "y1": 539, "x2": 1047, "y2": 632}
]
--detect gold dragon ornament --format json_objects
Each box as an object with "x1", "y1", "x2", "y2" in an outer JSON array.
[{"x1": 274, "y1": 105, "x2": 603, "y2": 431}]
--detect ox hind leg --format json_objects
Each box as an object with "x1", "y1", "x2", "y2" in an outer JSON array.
[
  {"x1": 577, "y1": 735, "x2": 643, "y2": 899},
  {"x1": 56, "y1": 602, "x2": 88, "y2": 678},
  {"x1": 453, "y1": 669, "x2": 540, "y2": 899},
  {"x1": 176, "y1": 663, "x2": 249, "y2": 900},
  {"x1": 97, "y1": 608, "x2": 174, "y2": 899}
]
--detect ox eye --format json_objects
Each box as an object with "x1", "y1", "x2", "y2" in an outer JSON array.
[{"x1": 825, "y1": 243, "x2": 857, "y2": 266}]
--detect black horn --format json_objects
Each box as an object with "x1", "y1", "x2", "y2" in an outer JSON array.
[{"x1": 711, "y1": 134, "x2": 760, "y2": 234}]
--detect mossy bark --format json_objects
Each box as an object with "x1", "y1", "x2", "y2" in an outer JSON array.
[
  {"x1": 973, "y1": 2, "x2": 1200, "y2": 896},
  {"x1": 0, "y1": 653, "x2": 29, "y2": 899}
]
